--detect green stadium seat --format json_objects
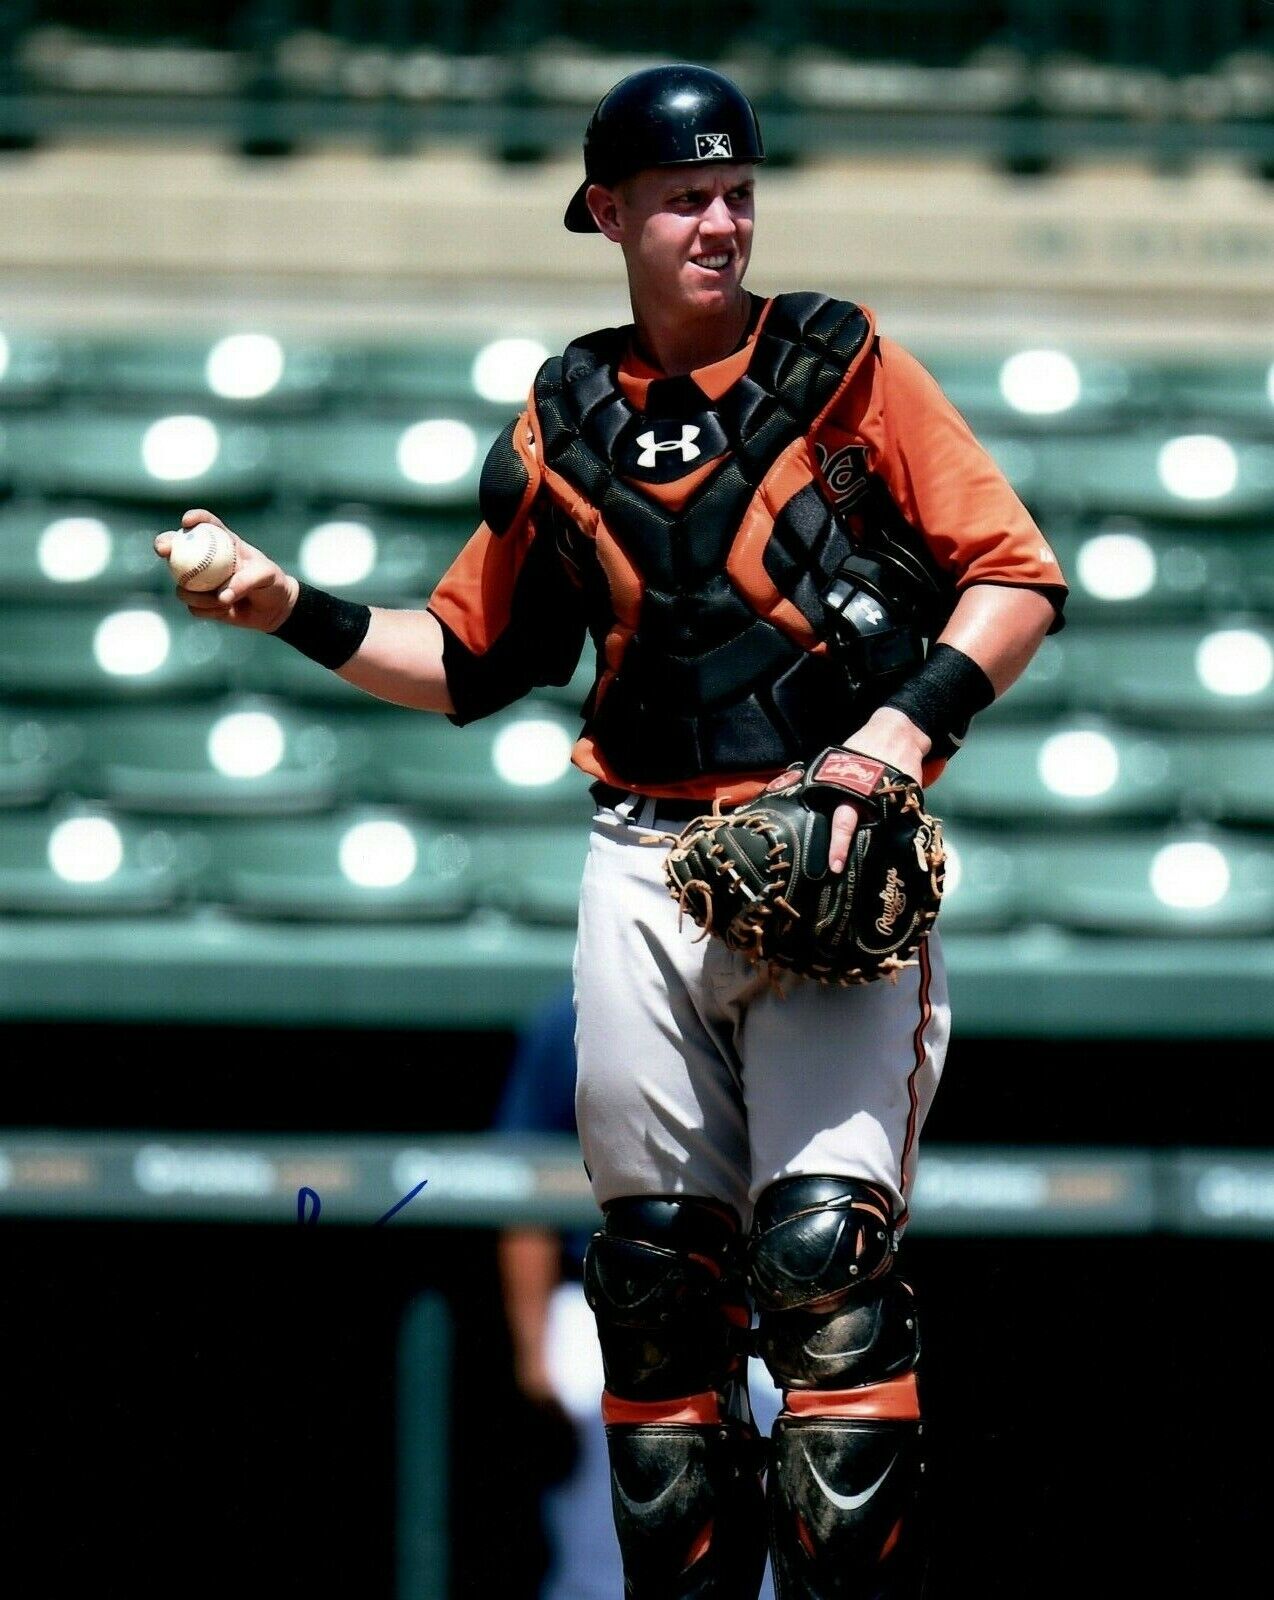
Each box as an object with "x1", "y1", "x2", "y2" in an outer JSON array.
[
  {"x1": 212, "y1": 810, "x2": 477, "y2": 920},
  {"x1": 0, "y1": 806, "x2": 198, "y2": 914},
  {"x1": 1050, "y1": 522, "x2": 1274, "y2": 621},
  {"x1": 1036, "y1": 829, "x2": 1274, "y2": 937},
  {"x1": 1177, "y1": 733, "x2": 1274, "y2": 827},
  {"x1": 85, "y1": 698, "x2": 358, "y2": 815},
  {"x1": 371, "y1": 700, "x2": 591, "y2": 820},
  {"x1": 0, "y1": 328, "x2": 64, "y2": 406},
  {"x1": 338, "y1": 343, "x2": 491, "y2": 406},
  {"x1": 930, "y1": 825, "x2": 1025, "y2": 933},
  {"x1": 1156, "y1": 359, "x2": 1274, "y2": 428},
  {"x1": 0, "y1": 603, "x2": 245, "y2": 702},
  {"x1": 0, "y1": 710, "x2": 78, "y2": 807},
  {"x1": 471, "y1": 823, "x2": 590, "y2": 927},
  {"x1": 259, "y1": 509, "x2": 462, "y2": 605},
  {"x1": 935, "y1": 722, "x2": 1181, "y2": 825},
  {"x1": 916, "y1": 348, "x2": 1142, "y2": 431},
  {"x1": 277, "y1": 413, "x2": 495, "y2": 508},
  {"x1": 6, "y1": 411, "x2": 274, "y2": 503},
  {"x1": 75, "y1": 333, "x2": 336, "y2": 411},
  {"x1": 1037, "y1": 432, "x2": 1274, "y2": 521},
  {"x1": 1072, "y1": 621, "x2": 1274, "y2": 728},
  {"x1": 0, "y1": 501, "x2": 166, "y2": 600}
]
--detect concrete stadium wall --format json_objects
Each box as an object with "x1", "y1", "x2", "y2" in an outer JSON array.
[{"x1": 0, "y1": 142, "x2": 1269, "y2": 345}]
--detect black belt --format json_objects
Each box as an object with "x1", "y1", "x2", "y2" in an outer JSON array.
[{"x1": 589, "y1": 780, "x2": 711, "y2": 821}]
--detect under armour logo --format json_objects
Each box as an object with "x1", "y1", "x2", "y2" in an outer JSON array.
[
  {"x1": 636, "y1": 425, "x2": 701, "y2": 468},
  {"x1": 695, "y1": 132, "x2": 732, "y2": 159}
]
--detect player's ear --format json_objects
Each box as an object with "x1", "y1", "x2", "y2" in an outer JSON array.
[{"x1": 587, "y1": 182, "x2": 624, "y2": 242}]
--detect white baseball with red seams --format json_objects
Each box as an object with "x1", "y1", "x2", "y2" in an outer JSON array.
[{"x1": 168, "y1": 522, "x2": 237, "y2": 593}]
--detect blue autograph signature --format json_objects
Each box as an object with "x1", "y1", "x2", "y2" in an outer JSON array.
[{"x1": 296, "y1": 1178, "x2": 428, "y2": 1226}]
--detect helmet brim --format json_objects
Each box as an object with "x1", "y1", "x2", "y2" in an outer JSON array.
[{"x1": 564, "y1": 180, "x2": 599, "y2": 234}]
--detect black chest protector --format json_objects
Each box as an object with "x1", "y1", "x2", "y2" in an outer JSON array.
[{"x1": 532, "y1": 293, "x2": 950, "y2": 786}]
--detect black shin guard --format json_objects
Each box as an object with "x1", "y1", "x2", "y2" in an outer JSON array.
[
  {"x1": 750, "y1": 1176, "x2": 929, "y2": 1599},
  {"x1": 769, "y1": 1415, "x2": 926, "y2": 1599},
  {"x1": 606, "y1": 1417, "x2": 768, "y2": 1599},
  {"x1": 586, "y1": 1196, "x2": 768, "y2": 1599}
]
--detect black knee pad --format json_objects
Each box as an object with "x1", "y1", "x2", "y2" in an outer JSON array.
[
  {"x1": 583, "y1": 1195, "x2": 747, "y2": 1400},
  {"x1": 748, "y1": 1175, "x2": 920, "y2": 1390}
]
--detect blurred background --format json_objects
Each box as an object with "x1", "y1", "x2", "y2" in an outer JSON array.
[{"x1": 0, "y1": 3, "x2": 1270, "y2": 1596}]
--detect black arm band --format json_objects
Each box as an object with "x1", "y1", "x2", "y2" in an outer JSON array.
[
  {"x1": 883, "y1": 643, "x2": 995, "y2": 760},
  {"x1": 271, "y1": 582, "x2": 372, "y2": 670}
]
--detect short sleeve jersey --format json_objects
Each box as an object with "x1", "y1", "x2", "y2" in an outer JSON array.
[{"x1": 428, "y1": 298, "x2": 1068, "y2": 798}]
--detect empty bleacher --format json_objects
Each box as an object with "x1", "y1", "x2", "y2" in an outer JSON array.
[{"x1": 0, "y1": 323, "x2": 1270, "y2": 1032}]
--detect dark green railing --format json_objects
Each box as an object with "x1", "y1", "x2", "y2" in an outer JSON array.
[{"x1": 1, "y1": 1, "x2": 1269, "y2": 162}]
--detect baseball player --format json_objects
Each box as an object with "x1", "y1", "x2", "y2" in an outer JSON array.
[{"x1": 157, "y1": 63, "x2": 1067, "y2": 1598}]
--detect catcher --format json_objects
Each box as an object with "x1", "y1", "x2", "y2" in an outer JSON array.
[{"x1": 158, "y1": 64, "x2": 1067, "y2": 1600}]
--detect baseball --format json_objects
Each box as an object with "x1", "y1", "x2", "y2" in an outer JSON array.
[{"x1": 168, "y1": 522, "x2": 237, "y2": 593}]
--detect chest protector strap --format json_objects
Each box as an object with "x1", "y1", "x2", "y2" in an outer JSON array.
[{"x1": 533, "y1": 294, "x2": 935, "y2": 786}]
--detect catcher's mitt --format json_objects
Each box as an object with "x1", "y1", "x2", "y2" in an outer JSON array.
[{"x1": 663, "y1": 746, "x2": 945, "y2": 986}]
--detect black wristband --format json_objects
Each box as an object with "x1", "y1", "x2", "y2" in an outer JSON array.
[
  {"x1": 883, "y1": 643, "x2": 995, "y2": 760},
  {"x1": 272, "y1": 582, "x2": 372, "y2": 670}
]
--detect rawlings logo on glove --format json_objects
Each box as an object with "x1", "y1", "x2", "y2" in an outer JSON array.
[{"x1": 662, "y1": 745, "x2": 946, "y2": 986}]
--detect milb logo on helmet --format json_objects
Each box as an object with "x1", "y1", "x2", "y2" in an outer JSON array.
[{"x1": 694, "y1": 132, "x2": 733, "y2": 159}]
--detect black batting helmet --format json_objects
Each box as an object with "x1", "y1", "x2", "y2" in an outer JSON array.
[{"x1": 564, "y1": 64, "x2": 765, "y2": 234}]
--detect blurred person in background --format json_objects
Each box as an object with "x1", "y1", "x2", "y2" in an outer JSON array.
[
  {"x1": 495, "y1": 982, "x2": 782, "y2": 1600},
  {"x1": 495, "y1": 982, "x2": 623, "y2": 1600}
]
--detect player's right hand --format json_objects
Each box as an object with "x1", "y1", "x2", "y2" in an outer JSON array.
[{"x1": 154, "y1": 508, "x2": 300, "y2": 634}]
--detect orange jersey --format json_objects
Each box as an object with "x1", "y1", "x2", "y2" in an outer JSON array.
[{"x1": 428, "y1": 297, "x2": 1067, "y2": 801}]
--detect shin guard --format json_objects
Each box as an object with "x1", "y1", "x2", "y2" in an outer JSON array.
[
  {"x1": 603, "y1": 1394, "x2": 768, "y2": 1598},
  {"x1": 750, "y1": 1177, "x2": 929, "y2": 1598},
  {"x1": 586, "y1": 1197, "x2": 768, "y2": 1599},
  {"x1": 769, "y1": 1386, "x2": 926, "y2": 1599}
]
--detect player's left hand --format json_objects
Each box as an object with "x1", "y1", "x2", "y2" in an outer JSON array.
[{"x1": 829, "y1": 707, "x2": 931, "y2": 873}]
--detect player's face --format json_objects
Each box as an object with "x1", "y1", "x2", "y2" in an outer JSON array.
[{"x1": 597, "y1": 163, "x2": 755, "y2": 318}]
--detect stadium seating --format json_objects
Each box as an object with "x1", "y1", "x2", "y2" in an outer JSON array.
[
  {"x1": 260, "y1": 510, "x2": 460, "y2": 605},
  {"x1": 84, "y1": 699, "x2": 357, "y2": 815},
  {"x1": 73, "y1": 334, "x2": 337, "y2": 412},
  {"x1": 6, "y1": 411, "x2": 275, "y2": 503},
  {"x1": 914, "y1": 349, "x2": 1142, "y2": 432},
  {"x1": 1072, "y1": 621, "x2": 1274, "y2": 728},
  {"x1": 0, "y1": 806, "x2": 200, "y2": 914},
  {"x1": 934, "y1": 722, "x2": 1182, "y2": 825},
  {"x1": 0, "y1": 330, "x2": 65, "y2": 408},
  {"x1": 0, "y1": 501, "x2": 167, "y2": 600},
  {"x1": 0, "y1": 604, "x2": 246, "y2": 701},
  {"x1": 1037, "y1": 828, "x2": 1274, "y2": 938},
  {"x1": 0, "y1": 325, "x2": 1269, "y2": 1026},
  {"x1": 1157, "y1": 360, "x2": 1274, "y2": 428},
  {"x1": 277, "y1": 414, "x2": 494, "y2": 508},
  {"x1": 211, "y1": 810, "x2": 478, "y2": 920},
  {"x1": 1045, "y1": 522, "x2": 1269, "y2": 621},
  {"x1": 470, "y1": 823, "x2": 591, "y2": 926},
  {"x1": 1177, "y1": 733, "x2": 1274, "y2": 827},
  {"x1": 0, "y1": 709, "x2": 79, "y2": 807},
  {"x1": 370, "y1": 700, "x2": 592, "y2": 819},
  {"x1": 1039, "y1": 433, "x2": 1274, "y2": 522}
]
